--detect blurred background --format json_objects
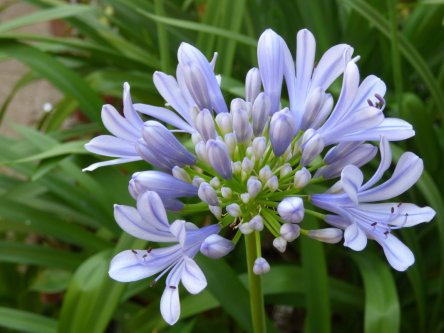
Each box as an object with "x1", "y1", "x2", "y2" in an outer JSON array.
[{"x1": 0, "y1": 0, "x2": 443, "y2": 332}]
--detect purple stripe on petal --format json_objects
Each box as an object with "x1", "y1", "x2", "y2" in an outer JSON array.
[
  {"x1": 206, "y1": 139, "x2": 233, "y2": 179},
  {"x1": 136, "y1": 191, "x2": 170, "y2": 230},
  {"x1": 161, "y1": 261, "x2": 184, "y2": 325},
  {"x1": 341, "y1": 165, "x2": 363, "y2": 205},
  {"x1": 295, "y1": 29, "x2": 316, "y2": 104}
]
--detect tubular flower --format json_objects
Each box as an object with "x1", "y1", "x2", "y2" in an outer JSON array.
[
  {"x1": 312, "y1": 138, "x2": 435, "y2": 271},
  {"x1": 109, "y1": 191, "x2": 234, "y2": 325},
  {"x1": 83, "y1": 27, "x2": 435, "y2": 325}
]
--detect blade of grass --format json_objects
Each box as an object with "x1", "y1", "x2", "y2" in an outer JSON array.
[{"x1": 0, "y1": 307, "x2": 57, "y2": 333}]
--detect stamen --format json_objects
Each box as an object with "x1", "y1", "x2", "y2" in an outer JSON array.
[
  {"x1": 169, "y1": 286, "x2": 177, "y2": 289},
  {"x1": 367, "y1": 99, "x2": 374, "y2": 107},
  {"x1": 131, "y1": 249, "x2": 137, "y2": 254}
]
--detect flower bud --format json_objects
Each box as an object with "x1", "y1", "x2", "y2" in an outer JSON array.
[
  {"x1": 195, "y1": 109, "x2": 216, "y2": 141},
  {"x1": 232, "y1": 107, "x2": 252, "y2": 143},
  {"x1": 247, "y1": 177, "x2": 262, "y2": 198},
  {"x1": 172, "y1": 166, "x2": 191, "y2": 183},
  {"x1": 210, "y1": 177, "x2": 221, "y2": 188},
  {"x1": 280, "y1": 223, "x2": 301, "y2": 242},
  {"x1": 252, "y1": 137, "x2": 267, "y2": 160},
  {"x1": 308, "y1": 228, "x2": 343, "y2": 244},
  {"x1": 301, "y1": 129, "x2": 325, "y2": 166},
  {"x1": 198, "y1": 182, "x2": 219, "y2": 206},
  {"x1": 195, "y1": 141, "x2": 208, "y2": 162},
  {"x1": 240, "y1": 193, "x2": 251, "y2": 203},
  {"x1": 221, "y1": 186, "x2": 232, "y2": 199},
  {"x1": 277, "y1": 197, "x2": 304, "y2": 223},
  {"x1": 182, "y1": 63, "x2": 211, "y2": 110},
  {"x1": 259, "y1": 165, "x2": 273, "y2": 182},
  {"x1": 200, "y1": 234, "x2": 234, "y2": 258},
  {"x1": 253, "y1": 257, "x2": 270, "y2": 275},
  {"x1": 226, "y1": 203, "x2": 241, "y2": 217},
  {"x1": 192, "y1": 176, "x2": 205, "y2": 187},
  {"x1": 206, "y1": 139, "x2": 233, "y2": 179},
  {"x1": 242, "y1": 157, "x2": 254, "y2": 174},
  {"x1": 239, "y1": 223, "x2": 253, "y2": 235},
  {"x1": 269, "y1": 108, "x2": 296, "y2": 156},
  {"x1": 215, "y1": 112, "x2": 233, "y2": 135},
  {"x1": 252, "y1": 93, "x2": 271, "y2": 135},
  {"x1": 294, "y1": 167, "x2": 311, "y2": 188},
  {"x1": 232, "y1": 161, "x2": 242, "y2": 174},
  {"x1": 265, "y1": 175, "x2": 278, "y2": 192},
  {"x1": 209, "y1": 205, "x2": 222, "y2": 219},
  {"x1": 224, "y1": 133, "x2": 237, "y2": 155},
  {"x1": 280, "y1": 163, "x2": 292, "y2": 177},
  {"x1": 249, "y1": 215, "x2": 264, "y2": 231},
  {"x1": 245, "y1": 67, "x2": 261, "y2": 103},
  {"x1": 273, "y1": 237, "x2": 287, "y2": 253}
]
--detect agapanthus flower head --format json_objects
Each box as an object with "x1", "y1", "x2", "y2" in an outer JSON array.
[{"x1": 84, "y1": 27, "x2": 435, "y2": 325}]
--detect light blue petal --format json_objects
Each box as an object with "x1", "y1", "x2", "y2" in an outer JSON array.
[
  {"x1": 123, "y1": 82, "x2": 144, "y2": 128},
  {"x1": 136, "y1": 191, "x2": 170, "y2": 230},
  {"x1": 344, "y1": 223, "x2": 367, "y2": 251},
  {"x1": 257, "y1": 29, "x2": 284, "y2": 114},
  {"x1": 153, "y1": 71, "x2": 194, "y2": 124},
  {"x1": 85, "y1": 135, "x2": 137, "y2": 157},
  {"x1": 181, "y1": 256, "x2": 207, "y2": 294},
  {"x1": 101, "y1": 104, "x2": 139, "y2": 141},
  {"x1": 200, "y1": 234, "x2": 235, "y2": 259},
  {"x1": 82, "y1": 157, "x2": 141, "y2": 172},
  {"x1": 269, "y1": 108, "x2": 296, "y2": 156},
  {"x1": 361, "y1": 137, "x2": 391, "y2": 190},
  {"x1": 378, "y1": 234, "x2": 414, "y2": 271},
  {"x1": 114, "y1": 204, "x2": 173, "y2": 242},
  {"x1": 359, "y1": 152, "x2": 423, "y2": 202},
  {"x1": 169, "y1": 220, "x2": 187, "y2": 246},
  {"x1": 341, "y1": 165, "x2": 363, "y2": 205},
  {"x1": 340, "y1": 118, "x2": 414, "y2": 142},
  {"x1": 311, "y1": 44, "x2": 354, "y2": 91},
  {"x1": 348, "y1": 75, "x2": 386, "y2": 111},
  {"x1": 161, "y1": 261, "x2": 184, "y2": 325},
  {"x1": 134, "y1": 103, "x2": 195, "y2": 133},
  {"x1": 295, "y1": 29, "x2": 316, "y2": 104}
]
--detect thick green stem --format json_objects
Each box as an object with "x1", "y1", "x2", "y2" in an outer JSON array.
[{"x1": 245, "y1": 233, "x2": 266, "y2": 333}]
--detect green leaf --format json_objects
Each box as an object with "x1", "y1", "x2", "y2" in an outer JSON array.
[
  {"x1": 0, "y1": 307, "x2": 57, "y2": 333},
  {"x1": 300, "y1": 216, "x2": 331, "y2": 333},
  {"x1": 0, "y1": 41, "x2": 102, "y2": 122},
  {"x1": 352, "y1": 252, "x2": 400, "y2": 333},
  {"x1": 58, "y1": 234, "x2": 145, "y2": 333},
  {"x1": 30, "y1": 269, "x2": 72, "y2": 293},
  {"x1": 0, "y1": 241, "x2": 86, "y2": 271},
  {"x1": 0, "y1": 4, "x2": 93, "y2": 33}
]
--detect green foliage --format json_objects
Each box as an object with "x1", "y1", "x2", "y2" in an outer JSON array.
[{"x1": 0, "y1": 0, "x2": 443, "y2": 332}]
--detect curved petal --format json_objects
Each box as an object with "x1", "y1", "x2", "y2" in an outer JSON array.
[
  {"x1": 123, "y1": 82, "x2": 144, "y2": 128},
  {"x1": 169, "y1": 220, "x2": 187, "y2": 246},
  {"x1": 325, "y1": 214, "x2": 350, "y2": 229},
  {"x1": 359, "y1": 152, "x2": 423, "y2": 202},
  {"x1": 311, "y1": 44, "x2": 354, "y2": 91},
  {"x1": 341, "y1": 165, "x2": 363, "y2": 205},
  {"x1": 162, "y1": 261, "x2": 185, "y2": 325},
  {"x1": 349, "y1": 75, "x2": 386, "y2": 111},
  {"x1": 258, "y1": 29, "x2": 285, "y2": 114},
  {"x1": 82, "y1": 157, "x2": 141, "y2": 172},
  {"x1": 181, "y1": 256, "x2": 207, "y2": 294},
  {"x1": 136, "y1": 191, "x2": 170, "y2": 230},
  {"x1": 101, "y1": 105, "x2": 139, "y2": 141},
  {"x1": 153, "y1": 71, "x2": 193, "y2": 124},
  {"x1": 134, "y1": 103, "x2": 195, "y2": 133},
  {"x1": 177, "y1": 43, "x2": 228, "y2": 114},
  {"x1": 379, "y1": 234, "x2": 415, "y2": 271},
  {"x1": 132, "y1": 171, "x2": 198, "y2": 198},
  {"x1": 343, "y1": 223, "x2": 367, "y2": 251},
  {"x1": 109, "y1": 247, "x2": 180, "y2": 282},
  {"x1": 361, "y1": 137, "x2": 391, "y2": 191},
  {"x1": 114, "y1": 204, "x2": 174, "y2": 242},
  {"x1": 340, "y1": 118, "x2": 414, "y2": 142},
  {"x1": 295, "y1": 29, "x2": 316, "y2": 102},
  {"x1": 85, "y1": 135, "x2": 137, "y2": 157}
]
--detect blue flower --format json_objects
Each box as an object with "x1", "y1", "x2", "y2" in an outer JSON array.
[
  {"x1": 109, "y1": 191, "x2": 234, "y2": 324},
  {"x1": 312, "y1": 138, "x2": 435, "y2": 271}
]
